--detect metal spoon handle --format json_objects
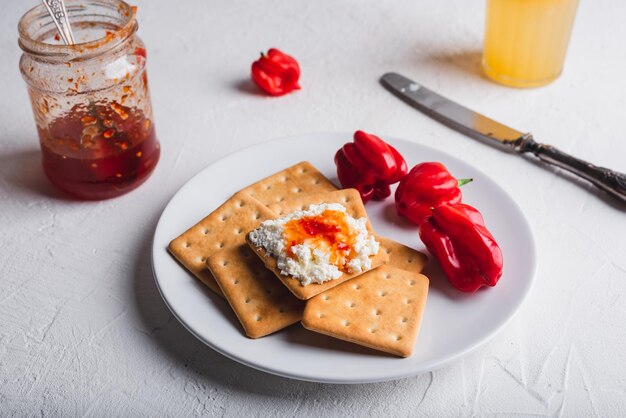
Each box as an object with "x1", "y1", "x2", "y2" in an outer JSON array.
[{"x1": 41, "y1": 0, "x2": 75, "y2": 45}]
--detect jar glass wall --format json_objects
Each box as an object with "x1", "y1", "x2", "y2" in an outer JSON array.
[{"x1": 18, "y1": 0, "x2": 160, "y2": 199}]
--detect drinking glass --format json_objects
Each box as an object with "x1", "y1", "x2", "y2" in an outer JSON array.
[{"x1": 482, "y1": 0, "x2": 579, "y2": 88}]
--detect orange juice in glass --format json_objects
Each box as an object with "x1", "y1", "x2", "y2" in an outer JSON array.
[{"x1": 482, "y1": 0, "x2": 579, "y2": 88}]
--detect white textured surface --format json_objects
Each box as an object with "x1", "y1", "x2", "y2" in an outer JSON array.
[{"x1": 1, "y1": 0, "x2": 625, "y2": 416}]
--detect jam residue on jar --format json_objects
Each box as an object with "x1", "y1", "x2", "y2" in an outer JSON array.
[
  {"x1": 282, "y1": 209, "x2": 357, "y2": 270},
  {"x1": 39, "y1": 101, "x2": 159, "y2": 199}
]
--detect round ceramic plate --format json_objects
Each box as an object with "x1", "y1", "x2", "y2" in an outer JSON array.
[{"x1": 152, "y1": 133, "x2": 536, "y2": 384}]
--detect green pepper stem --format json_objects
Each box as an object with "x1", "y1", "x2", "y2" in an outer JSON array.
[{"x1": 457, "y1": 178, "x2": 473, "y2": 187}]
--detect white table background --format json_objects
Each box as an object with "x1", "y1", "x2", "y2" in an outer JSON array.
[{"x1": 2, "y1": 0, "x2": 626, "y2": 416}]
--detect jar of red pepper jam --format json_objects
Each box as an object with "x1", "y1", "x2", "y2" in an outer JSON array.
[{"x1": 18, "y1": 0, "x2": 160, "y2": 199}]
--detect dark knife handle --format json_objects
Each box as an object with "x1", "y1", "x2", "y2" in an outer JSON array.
[{"x1": 518, "y1": 136, "x2": 626, "y2": 203}]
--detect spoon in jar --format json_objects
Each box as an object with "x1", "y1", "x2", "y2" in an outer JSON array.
[{"x1": 41, "y1": 0, "x2": 76, "y2": 45}]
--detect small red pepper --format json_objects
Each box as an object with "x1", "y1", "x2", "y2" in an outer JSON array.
[
  {"x1": 334, "y1": 130, "x2": 408, "y2": 202},
  {"x1": 395, "y1": 162, "x2": 472, "y2": 225},
  {"x1": 419, "y1": 203, "x2": 503, "y2": 292},
  {"x1": 251, "y1": 48, "x2": 301, "y2": 96}
]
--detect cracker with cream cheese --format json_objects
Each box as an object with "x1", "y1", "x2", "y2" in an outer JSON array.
[
  {"x1": 268, "y1": 189, "x2": 428, "y2": 274},
  {"x1": 246, "y1": 189, "x2": 388, "y2": 300}
]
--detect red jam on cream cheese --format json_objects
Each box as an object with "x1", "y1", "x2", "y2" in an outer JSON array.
[{"x1": 248, "y1": 203, "x2": 379, "y2": 285}]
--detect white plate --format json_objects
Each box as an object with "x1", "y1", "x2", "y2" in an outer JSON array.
[{"x1": 152, "y1": 133, "x2": 536, "y2": 384}]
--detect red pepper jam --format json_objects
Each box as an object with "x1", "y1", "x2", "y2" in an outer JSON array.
[
  {"x1": 39, "y1": 102, "x2": 160, "y2": 199},
  {"x1": 283, "y1": 209, "x2": 357, "y2": 271}
]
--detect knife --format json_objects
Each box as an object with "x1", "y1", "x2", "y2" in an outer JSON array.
[{"x1": 381, "y1": 72, "x2": 626, "y2": 204}]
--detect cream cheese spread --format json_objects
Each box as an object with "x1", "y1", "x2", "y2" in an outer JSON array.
[{"x1": 248, "y1": 203, "x2": 379, "y2": 286}]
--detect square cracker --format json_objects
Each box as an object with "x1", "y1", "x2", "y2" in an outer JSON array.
[
  {"x1": 302, "y1": 266, "x2": 429, "y2": 357},
  {"x1": 168, "y1": 161, "x2": 335, "y2": 296},
  {"x1": 241, "y1": 161, "x2": 337, "y2": 206},
  {"x1": 269, "y1": 189, "x2": 428, "y2": 274},
  {"x1": 206, "y1": 244, "x2": 304, "y2": 338},
  {"x1": 168, "y1": 191, "x2": 276, "y2": 295},
  {"x1": 267, "y1": 188, "x2": 371, "y2": 228},
  {"x1": 377, "y1": 236, "x2": 428, "y2": 274},
  {"x1": 247, "y1": 188, "x2": 388, "y2": 300}
]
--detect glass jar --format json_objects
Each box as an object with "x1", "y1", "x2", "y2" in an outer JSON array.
[{"x1": 18, "y1": 0, "x2": 160, "y2": 199}]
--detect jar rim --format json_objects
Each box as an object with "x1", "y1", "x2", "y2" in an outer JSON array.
[{"x1": 18, "y1": 0, "x2": 137, "y2": 59}]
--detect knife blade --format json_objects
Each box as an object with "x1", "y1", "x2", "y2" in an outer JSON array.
[{"x1": 381, "y1": 72, "x2": 626, "y2": 204}]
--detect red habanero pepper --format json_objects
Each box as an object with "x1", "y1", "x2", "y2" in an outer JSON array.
[
  {"x1": 419, "y1": 204, "x2": 503, "y2": 292},
  {"x1": 334, "y1": 130, "x2": 408, "y2": 202},
  {"x1": 251, "y1": 48, "x2": 301, "y2": 96},
  {"x1": 395, "y1": 162, "x2": 472, "y2": 225},
  {"x1": 419, "y1": 203, "x2": 503, "y2": 293}
]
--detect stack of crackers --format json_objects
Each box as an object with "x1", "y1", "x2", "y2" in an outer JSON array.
[{"x1": 168, "y1": 162, "x2": 430, "y2": 357}]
